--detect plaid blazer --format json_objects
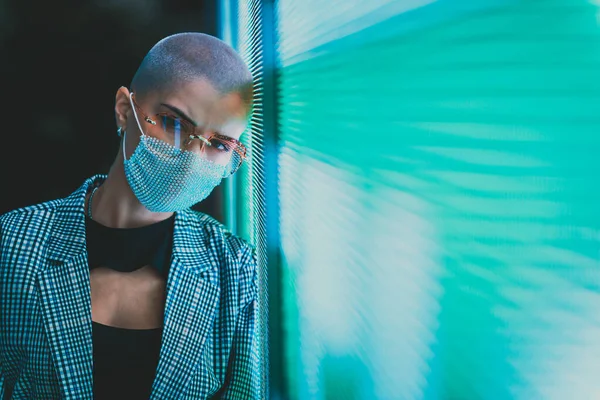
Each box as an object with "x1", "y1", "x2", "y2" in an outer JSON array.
[{"x1": 0, "y1": 175, "x2": 261, "y2": 399}]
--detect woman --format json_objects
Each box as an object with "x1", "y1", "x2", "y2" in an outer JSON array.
[{"x1": 0, "y1": 32, "x2": 260, "y2": 399}]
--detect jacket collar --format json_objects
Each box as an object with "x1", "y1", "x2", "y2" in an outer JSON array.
[
  {"x1": 45, "y1": 174, "x2": 213, "y2": 270},
  {"x1": 39, "y1": 174, "x2": 220, "y2": 398}
]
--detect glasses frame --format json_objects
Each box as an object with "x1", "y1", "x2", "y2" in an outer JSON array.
[{"x1": 130, "y1": 93, "x2": 248, "y2": 176}]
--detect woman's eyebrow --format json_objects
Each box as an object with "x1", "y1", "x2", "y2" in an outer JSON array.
[
  {"x1": 160, "y1": 103, "x2": 198, "y2": 127},
  {"x1": 215, "y1": 132, "x2": 237, "y2": 141},
  {"x1": 160, "y1": 103, "x2": 240, "y2": 140}
]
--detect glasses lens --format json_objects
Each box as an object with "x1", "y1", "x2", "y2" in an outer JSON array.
[
  {"x1": 159, "y1": 115, "x2": 191, "y2": 149},
  {"x1": 203, "y1": 136, "x2": 245, "y2": 177},
  {"x1": 153, "y1": 114, "x2": 245, "y2": 177}
]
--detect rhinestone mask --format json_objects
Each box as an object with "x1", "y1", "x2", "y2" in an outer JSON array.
[{"x1": 123, "y1": 93, "x2": 226, "y2": 212}]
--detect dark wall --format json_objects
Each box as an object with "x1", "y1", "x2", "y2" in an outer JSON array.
[{"x1": 0, "y1": 0, "x2": 224, "y2": 222}]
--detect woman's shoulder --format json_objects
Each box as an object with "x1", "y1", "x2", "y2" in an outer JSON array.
[
  {"x1": 0, "y1": 175, "x2": 95, "y2": 235},
  {"x1": 0, "y1": 198, "x2": 65, "y2": 237},
  {"x1": 185, "y1": 209, "x2": 255, "y2": 261}
]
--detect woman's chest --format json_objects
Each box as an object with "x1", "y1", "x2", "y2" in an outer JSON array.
[{"x1": 89, "y1": 265, "x2": 166, "y2": 329}]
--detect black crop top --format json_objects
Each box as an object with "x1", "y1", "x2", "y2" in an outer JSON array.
[{"x1": 86, "y1": 213, "x2": 175, "y2": 400}]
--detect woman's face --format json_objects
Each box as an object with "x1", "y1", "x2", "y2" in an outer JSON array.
[{"x1": 122, "y1": 78, "x2": 251, "y2": 160}]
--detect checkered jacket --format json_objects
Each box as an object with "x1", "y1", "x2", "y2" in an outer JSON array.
[{"x1": 0, "y1": 175, "x2": 261, "y2": 399}]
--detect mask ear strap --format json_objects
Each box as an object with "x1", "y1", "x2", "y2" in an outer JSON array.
[
  {"x1": 129, "y1": 91, "x2": 146, "y2": 135},
  {"x1": 124, "y1": 91, "x2": 146, "y2": 162},
  {"x1": 122, "y1": 127, "x2": 128, "y2": 162}
]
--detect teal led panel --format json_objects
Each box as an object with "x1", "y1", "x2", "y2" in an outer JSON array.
[{"x1": 275, "y1": 0, "x2": 600, "y2": 399}]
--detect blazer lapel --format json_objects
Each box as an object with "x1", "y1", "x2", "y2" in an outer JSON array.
[
  {"x1": 150, "y1": 209, "x2": 220, "y2": 399},
  {"x1": 37, "y1": 175, "x2": 219, "y2": 399},
  {"x1": 38, "y1": 178, "x2": 94, "y2": 399}
]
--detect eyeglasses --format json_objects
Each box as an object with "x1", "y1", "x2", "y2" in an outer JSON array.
[{"x1": 130, "y1": 92, "x2": 247, "y2": 178}]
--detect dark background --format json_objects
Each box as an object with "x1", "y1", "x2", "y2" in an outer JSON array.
[{"x1": 0, "y1": 0, "x2": 224, "y2": 222}]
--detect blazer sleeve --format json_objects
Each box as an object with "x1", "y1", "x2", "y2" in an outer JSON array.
[
  {"x1": 215, "y1": 244, "x2": 264, "y2": 399},
  {"x1": 0, "y1": 361, "x2": 5, "y2": 400},
  {"x1": 0, "y1": 216, "x2": 6, "y2": 400}
]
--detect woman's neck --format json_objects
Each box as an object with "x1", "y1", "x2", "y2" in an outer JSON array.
[{"x1": 90, "y1": 164, "x2": 174, "y2": 229}]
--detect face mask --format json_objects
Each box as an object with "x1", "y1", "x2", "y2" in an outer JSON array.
[{"x1": 123, "y1": 92, "x2": 226, "y2": 212}]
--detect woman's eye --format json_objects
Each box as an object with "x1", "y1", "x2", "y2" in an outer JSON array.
[{"x1": 210, "y1": 139, "x2": 231, "y2": 152}]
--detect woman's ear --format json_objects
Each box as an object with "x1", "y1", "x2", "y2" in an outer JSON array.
[{"x1": 114, "y1": 86, "x2": 132, "y2": 130}]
